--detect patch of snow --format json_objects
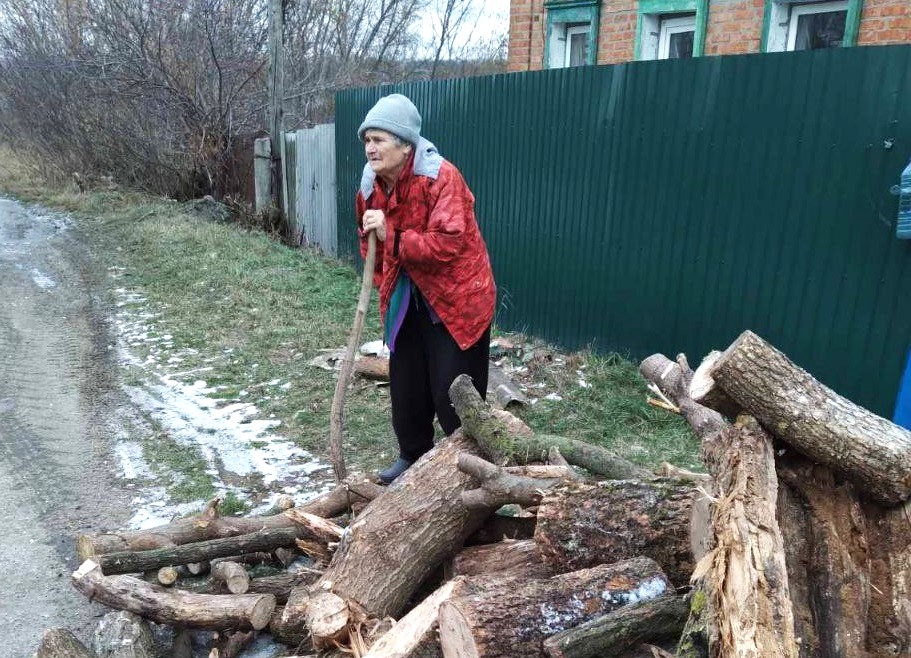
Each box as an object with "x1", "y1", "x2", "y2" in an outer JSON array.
[
  {"x1": 111, "y1": 285, "x2": 331, "y2": 529},
  {"x1": 360, "y1": 339, "x2": 389, "y2": 358},
  {"x1": 114, "y1": 441, "x2": 154, "y2": 480},
  {"x1": 30, "y1": 268, "x2": 56, "y2": 289}
]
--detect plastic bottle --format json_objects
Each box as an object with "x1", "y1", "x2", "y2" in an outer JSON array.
[{"x1": 897, "y1": 158, "x2": 911, "y2": 239}]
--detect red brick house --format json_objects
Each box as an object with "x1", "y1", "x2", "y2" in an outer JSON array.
[{"x1": 508, "y1": 0, "x2": 910, "y2": 71}]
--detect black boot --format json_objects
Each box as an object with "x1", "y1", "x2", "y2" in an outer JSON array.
[{"x1": 378, "y1": 457, "x2": 413, "y2": 484}]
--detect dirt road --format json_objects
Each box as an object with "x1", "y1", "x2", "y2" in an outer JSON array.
[{"x1": 0, "y1": 197, "x2": 133, "y2": 655}]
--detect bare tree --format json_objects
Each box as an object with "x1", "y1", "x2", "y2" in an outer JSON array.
[{"x1": 0, "y1": 0, "x2": 504, "y2": 199}]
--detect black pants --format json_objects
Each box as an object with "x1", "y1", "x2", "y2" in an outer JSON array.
[{"x1": 389, "y1": 300, "x2": 490, "y2": 462}]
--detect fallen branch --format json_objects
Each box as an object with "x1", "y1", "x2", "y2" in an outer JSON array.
[
  {"x1": 95, "y1": 527, "x2": 301, "y2": 575},
  {"x1": 449, "y1": 374, "x2": 650, "y2": 480},
  {"x1": 72, "y1": 560, "x2": 275, "y2": 631},
  {"x1": 458, "y1": 453, "x2": 570, "y2": 509}
]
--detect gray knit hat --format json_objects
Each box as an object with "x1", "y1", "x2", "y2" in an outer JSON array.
[{"x1": 357, "y1": 94, "x2": 422, "y2": 145}]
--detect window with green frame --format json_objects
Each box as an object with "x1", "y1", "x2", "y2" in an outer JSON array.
[
  {"x1": 635, "y1": 0, "x2": 708, "y2": 60},
  {"x1": 544, "y1": 0, "x2": 601, "y2": 69},
  {"x1": 762, "y1": 0, "x2": 863, "y2": 52}
]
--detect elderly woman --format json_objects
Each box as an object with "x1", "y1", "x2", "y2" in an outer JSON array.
[{"x1": 356, "y1": 94, "x2": 496, "y2": 484}]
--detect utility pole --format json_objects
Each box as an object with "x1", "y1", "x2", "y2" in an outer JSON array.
[{"x1": 268, "y1": 0, "x2": 285, "y2": 216}]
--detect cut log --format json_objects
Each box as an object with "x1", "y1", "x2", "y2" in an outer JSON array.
[
  {"x1": 296, "y1": 431, "x2": 489, "y2": 644},
  {"x1": 212, "y1": 561, "x2": 251, "y2": 594},
  {"x1": 270, "y1": 586, "x2": 311, "y2": 648},
  {"x1": 449, "y1": 374, "x2": 650, "y2": 479},
  {"x1": 709, "y1": 330, "x2": 911, "y2": 505},
  {"x1": 639, "y1": 353, "x2": 692, "y2": 401},
  {"x1": 362, "y1": 580, "x2": 457, "y2": 658},
  {"x1": 179, "y1": 567, "x2": 322, "y2": 603},
  {"x1": 307, "y1": 589, "x2": 352, "y2": 649},
  {"x1": 187, "y1": 561, "x2": 210, "y2": 575},
  {"x1": 35, "y1": 628, "x2": 96, "y2": 658},
  {"x1": 355, "y1": 355, "x2": 390, "y2": 380},
  {"x1": 687, "y1": 351, "x2": 740, "y2": 419},
  {"x1": 71, "y1": 560, "x2": 275, "y2": 631},
  {"x1": 534, "y1": 479, "x2": 700, "y2": 587},
  {"x1": 639, "y1": 354, "x2": 727, "y2": 440},
  {"x1": 76, "y1": 480, "x2": 380, "y2": 560},
  {"x1": 95, "y1": 527, "x2": 301, "y2": 574},
  {"x1": 438, "y1": 556, "x2": 672, "y2": 658},
  {"x1": 209, "y1": 631, "x2": 256, "y2": 658},
  {"x1": 451, "y1": 539, "x2": 551, "y2": 578},
  {"x1": 284, "y1": 509, "x2": 345, "y2": 543},
  {"x1": 542, "y1": 595, "x2": 690, "y2": 658},
  {"x1": 295, "y1": 476, "x2": 384, "y2": 518},
  {"x1": 692, "y1": 415, "x2": 798, "y2": 658},
  {"x1": 156, "y1": 566, "x2": 179, "y2": 586},
  {"x1": 458, "y1": 453, "x2": 569, "y2": 509}
]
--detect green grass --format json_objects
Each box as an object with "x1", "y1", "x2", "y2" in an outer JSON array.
[{"x1": 0, "y1": 146, "x2": 698, "y2": 478}]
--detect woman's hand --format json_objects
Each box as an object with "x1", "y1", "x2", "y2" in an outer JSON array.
[{"x1": 362, "y1": 210, "x2": 387, "y2": 242}]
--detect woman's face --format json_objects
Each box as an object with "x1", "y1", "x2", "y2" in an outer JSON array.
[{"x1": 364, "y1": 129, "x2": 412, "y2": 183}]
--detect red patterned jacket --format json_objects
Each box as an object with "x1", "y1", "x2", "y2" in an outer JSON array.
[{"x1": 356, "y1": 139, "x2": 496, "y2": 350}]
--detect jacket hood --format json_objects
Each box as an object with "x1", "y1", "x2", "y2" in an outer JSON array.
[{"x1": 360, "y1": 137, "x2": 443, "y2": 200}]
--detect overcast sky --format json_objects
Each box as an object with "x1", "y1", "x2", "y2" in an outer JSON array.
[{"x1": 415, "y1": 0, "x2": 510, "y2": 57}]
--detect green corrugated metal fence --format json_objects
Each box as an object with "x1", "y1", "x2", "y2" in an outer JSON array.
[{"x1": 335, "y1": 45, "x2": 911, "y2": 417}]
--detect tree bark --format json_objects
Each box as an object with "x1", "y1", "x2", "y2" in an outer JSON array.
[
  {"x1": 35, "y1": 628, "x2": 96, "y2": 658},
  {"x1": 776, "y1": 453, "x2": 911, "y2": 658},
  {"x1": 94, "y1": 527, "x2": 302, "y2": 574},
  {"x1": 451, "y1": 539, "x2": 551, "y2": 578},
  {"x1": 710, "y1": 330, "x2": 911, "y2": 505},
  {"x1": 449, "y1": 374, "x2": 650, "y2": 479},
  {"x1": 693, "y1": 416, "x2": 798, "y2": 658},
  {"x1": 458, "y1": 453, "x2": 570, "y2": 509},
  {"x1": 362, "y1": 580, "x2": 458, "y2": 658},
  {"x1": 438, "y1": 557, "x2": 672, "y2": 658},
  {"x1": 71, "y1": 560, "x2": 275, "y2": 631},
  {"x1": 270, "y1": 585, "x2": 311, "y2": 648},
  {"x1": 542, "y1": 595, "x2": 690, "y2": 658},
  {"x1": 535, "y1": 479, "x2": 700, "y2": 587},
  {"x1": 294, "y1": 432, "x2": 488, "y2": 644},
  {"x1": 76, "y1": 479, "x2": 380, "y2": 561}
]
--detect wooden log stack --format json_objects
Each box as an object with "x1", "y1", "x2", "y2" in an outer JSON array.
[{"x1": 53, "y1": 329, "x2": 911, "y2": 658}]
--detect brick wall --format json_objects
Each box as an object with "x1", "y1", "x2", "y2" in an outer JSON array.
[
  {"x1": 858, "y1": 0, "x2": 911, "y2": 45},
  {"x1": 508, "y1": 0, "x2": 911, "y2": 72},
  {"x1": 704, "y1": 0, "x2": 764, "y2": 55},
  {"x1": 508, "y1": 0, "x2": 547, "y2": 72},
  {"x1": 598, "y1": 0, "x2": 638, "y2": 64}
]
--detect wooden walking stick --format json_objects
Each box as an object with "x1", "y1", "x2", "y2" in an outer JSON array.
[{"x1": 328, "y1": 231, "x2": 377, "y2": 482}]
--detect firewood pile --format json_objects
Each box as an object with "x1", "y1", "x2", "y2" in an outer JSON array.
[{"x1": 38, "y1": 330, "x2": 911, "y2": 658}]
